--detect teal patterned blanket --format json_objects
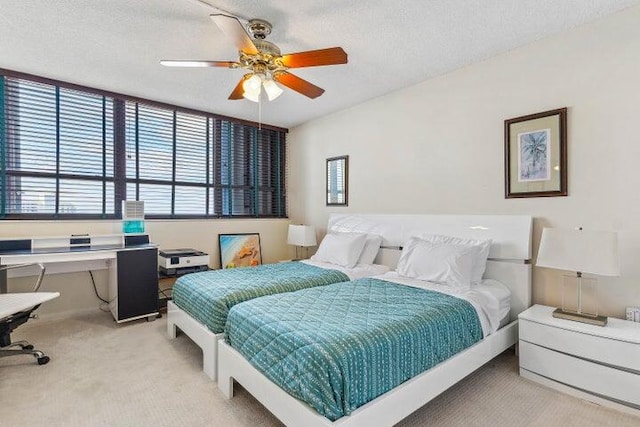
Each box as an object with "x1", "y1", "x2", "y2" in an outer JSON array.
[
  {"x1": 225, "y1": 278, "x2": 483, "y2": 421},
  {"x1": 172, "y1": 262, "x2": 349, "y2": 333}
]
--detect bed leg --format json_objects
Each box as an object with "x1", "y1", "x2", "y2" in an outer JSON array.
[
  {"x1": 167, "y1": 318, "x2": 177, "y2": 339},
  {"x1": 217, "y1": 367, "x2": 234, "y2": 399},
  {"x1": 166, "y1": 301, "x2": 178, "y2": 339},
  {"x1": 202, "y1": 338, "x2": 218, "y2": 381},
  {"x1": 217, "y1": 341, "x2": 234, "y2": 398}
]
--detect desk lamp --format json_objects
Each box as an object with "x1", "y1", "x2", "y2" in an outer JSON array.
[
  {"x1": 287, "y1": 225, "x2": 317, "y2": 260},
  {"x1": 536, "y1": 227, "x2": 619, "y2": 326}
]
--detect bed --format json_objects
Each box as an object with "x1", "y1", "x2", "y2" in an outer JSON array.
[
  {"x1": 167, "y1": 249, "x2": 389, "y2": 380},
  {"x1": 217, "y1": 213, "x2": 532, "y2": 426}
]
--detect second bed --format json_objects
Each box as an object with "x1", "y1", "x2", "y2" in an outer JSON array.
[{"x1": 223, "y1": 272, "x2": 511, "y2": 421}]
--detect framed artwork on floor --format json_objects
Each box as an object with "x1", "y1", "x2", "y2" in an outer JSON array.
[
  {"x1": 504, "y1": 107, "x2": 567, "y2": 198},
  {"x1": 218, "y1": 233, "x2": 262, "y2": 269}
]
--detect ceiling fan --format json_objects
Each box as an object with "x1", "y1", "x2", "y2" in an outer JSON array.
[{"x1": 161, "y1": 14, "x2": 348, "y2": 102}]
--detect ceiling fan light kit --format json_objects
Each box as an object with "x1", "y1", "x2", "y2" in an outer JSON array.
[
  {"x1": 161, "y1": 14, "x2": 348, "y2": 102},
  {"x1": 240, "y1": 73, "x2": 283, "y2": 102}
]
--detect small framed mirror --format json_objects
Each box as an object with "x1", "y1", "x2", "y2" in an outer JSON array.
[{"x1": 326, "y1": 155, "x2": 349, "y2": 206}]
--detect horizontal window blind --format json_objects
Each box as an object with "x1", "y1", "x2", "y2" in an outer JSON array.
[
  {"x1": 255, "y1": 128, "x2": 285, "y2": 216},
  {"x1": 1, "y1": 76, "x2": 114, "y2": 217},
  {"x1": 217, "y1": 121, "x2": 252, "y2": 216},
  {"x1": 126, "y1": 102, "x2": 286, "y2": 217},
  {"x1": 0, "y1": 71, "x2": 287, "y2": 219}
]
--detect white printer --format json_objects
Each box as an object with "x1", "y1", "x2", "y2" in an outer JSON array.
[{"x1": 158, "y1": 248, "x2": 209, "y2": 276}]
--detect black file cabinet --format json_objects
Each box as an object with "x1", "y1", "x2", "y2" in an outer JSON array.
[{"x1": 112, "y1": 247, "x2": 159, "y2": 322}]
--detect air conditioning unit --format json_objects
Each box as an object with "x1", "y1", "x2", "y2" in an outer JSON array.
[{"x1": 122, "y1": 201, "x2": 145, "y2": 233}]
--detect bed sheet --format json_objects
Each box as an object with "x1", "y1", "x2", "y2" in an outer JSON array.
[
  {"x1": 300, "y1": 259, "x2": 390, "y2": 280},
  {"x1": 376, "y1": 272, "x2": 511, "y2": 335}
]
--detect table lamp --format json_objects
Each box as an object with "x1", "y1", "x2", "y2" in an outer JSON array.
[
  {"x1": 287, "y1": 224, "x2": 317, "y2": 260},
  {"x1": 536, "y1": 227, "x2": 619, "y2": 326}
]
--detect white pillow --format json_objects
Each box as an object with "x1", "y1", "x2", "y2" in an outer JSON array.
[
  {"x1": 415, "y1": 234, "x2": 491, "y2": 283},
  {"x1": 310, "y1": 232, "x2": 367, "y2": 268},
  {"x1": 396, "y1": 237, "x2": 476, "y2": 289},
  {"x1": 357, "y1": 234, "x2": 383, "y2": 265}
]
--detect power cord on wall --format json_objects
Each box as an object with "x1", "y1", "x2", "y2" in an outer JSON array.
[
  {"x1": 89, "y1": 270, "x2": 109, "y2": 303},
  {"x1": 89, "y1": 270, "x2": 115, "y2": 312},
  {"x1": 158, "y1": 288, "x2": 172, "y2": 299}
]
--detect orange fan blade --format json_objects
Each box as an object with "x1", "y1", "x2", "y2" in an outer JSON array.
[
  {"x1": 274, "y1": 71, "x2": 325, "y2": 99},
  {"x1": 229, "y1": 75, "x2": 251, "y2": 100},
  {"x1": 160, "y1": 60, "x2": 238, "y2": 68},
  {"x1": 210, "y1": 14, "x2": 259, "y2": 55},
  {"x1": 280, "y1": 47, "x2": 347, "y2": 68}
]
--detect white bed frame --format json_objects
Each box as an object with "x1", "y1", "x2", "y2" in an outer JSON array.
[
  {"x1": 167, "y1": 300, "x2": 221, "y2": 380},
  {"x1": 217, "y1": 214, "x2": 533, "y2": 426}
]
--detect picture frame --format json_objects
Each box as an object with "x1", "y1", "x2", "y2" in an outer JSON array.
[
  {"x1": 218, "y1": 233, "x2": 262, "y2": 269},
  {"x1": 326, "y1": 155, "x2": 349, "y2": 206},
  {"x1": 504, "y1": 107, "x2": 567, "y2": 198}
]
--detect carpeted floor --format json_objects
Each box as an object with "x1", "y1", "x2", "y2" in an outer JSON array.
[{"x1": 1, "y1": 311, "x2": 638, "y2": 427}]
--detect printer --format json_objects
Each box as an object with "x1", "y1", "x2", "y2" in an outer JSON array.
[{"x1": 158, "y1": 248, "x2": 210, "y2": 276}]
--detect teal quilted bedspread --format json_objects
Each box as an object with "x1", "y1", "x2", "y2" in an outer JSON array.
[
  {"x1": 172, "y1": 262, "x2": 349, "y2": 334},
  {"x1": 225, "y1": 278, "x2": 483, "y2": 421}
]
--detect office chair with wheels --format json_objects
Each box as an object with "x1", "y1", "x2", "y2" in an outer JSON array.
[{"x1": 0, "y1": 263, "x2": 59, "y2": 365}]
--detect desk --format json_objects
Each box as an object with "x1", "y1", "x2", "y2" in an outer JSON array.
[{"x1": 0, "y1": 234, "x2": 158, "y2": 323}]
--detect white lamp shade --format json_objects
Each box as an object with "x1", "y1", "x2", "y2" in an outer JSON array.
[
  {"x1": 262, "y1": 79, "x2": 283, "y2": 101},
  {"x1": 287, "y1": 225, "x2": 317, "y2": 247},
  {"x1": 242, "y1": 74, "x2": 262, "y2": 102},
  {"x1": 536, "y1": 228, "x2": 620, "y2": 276}
]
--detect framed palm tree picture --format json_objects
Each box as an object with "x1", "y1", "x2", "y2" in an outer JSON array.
[{"x1": 505, "y1": 107, "x2": 567, "y2": 198}]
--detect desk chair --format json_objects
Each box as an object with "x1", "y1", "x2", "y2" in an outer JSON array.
[{"x1": 0, "y1": 263, "x2": 59, "y2": 365}]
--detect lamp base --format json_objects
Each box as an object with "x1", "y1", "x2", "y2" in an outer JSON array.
[{"x1": 552, "y1": 308, "x2": 608, "y2": 326}]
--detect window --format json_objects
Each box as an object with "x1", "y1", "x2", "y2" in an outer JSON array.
[
  {"x1": 0, "y1": 71, "x2": 287, "y2": 219},
  {"x1": 1, "y1": 77, "x2": 115, "y2": 217},
  {"x1": 215, "y1": 121, "x2": 285, "y2": 216},
  {"x1": 326, "y1": 155, "x2": 348, "y2": 206}
]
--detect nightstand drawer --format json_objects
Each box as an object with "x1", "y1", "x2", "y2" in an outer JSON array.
[
  {"x1": 520, "y1": 341, "x2": 640, "y2": 407},
  {"x1": 520, "y1": 319, "x2": 640, "y2": 372}
]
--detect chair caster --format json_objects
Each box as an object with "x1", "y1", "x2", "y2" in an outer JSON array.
[
  {"x1": 22, "y1": 344, "x2": 34, "y2": 350},
  {"x1": 37, "y1": 355, "x2": 50, "y2": 365}
]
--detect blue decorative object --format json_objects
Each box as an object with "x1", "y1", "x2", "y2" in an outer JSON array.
[{"x1": 122, "y1": 220, "x2": 145, "y2": 234}]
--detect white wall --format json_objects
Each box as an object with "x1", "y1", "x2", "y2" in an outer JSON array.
[
  {"x1": 1, "y1": 219, "x2": 290, "y2": 317},
  {"x1": 288, "y1": 6, "x2": 640, "y2": 318}
]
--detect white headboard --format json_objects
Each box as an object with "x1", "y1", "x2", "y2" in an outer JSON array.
[
  {"x1": 327, "y1": 213, "x2": 533, "y2": 320},
  {"x1": 328, "y1": 213, "x2": 532, "y2": 260}
]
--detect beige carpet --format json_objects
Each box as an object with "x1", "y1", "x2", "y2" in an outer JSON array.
[{"x1": 1, "y1": 311, "x2": 638, "y2": 427}]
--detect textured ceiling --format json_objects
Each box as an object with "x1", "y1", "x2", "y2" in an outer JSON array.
[{"x1": 0, "y1": 0, "x2": 638, "y2": 129}]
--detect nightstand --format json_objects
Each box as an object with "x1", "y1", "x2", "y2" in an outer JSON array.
[{"x1": 519, "y1": 305, "x2": 640, "y2": 416}]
